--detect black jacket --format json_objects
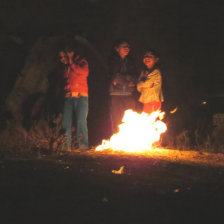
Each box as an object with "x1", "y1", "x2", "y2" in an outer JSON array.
[{"x1": 108, "y1": 53, "x2": 137, "y2": 95}]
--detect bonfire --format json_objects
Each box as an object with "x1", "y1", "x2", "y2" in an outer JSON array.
[{"x1": 96, "y1": 110, "x2": 167, "y2": 153}]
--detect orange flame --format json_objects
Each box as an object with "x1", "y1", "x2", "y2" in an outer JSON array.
[
  {"x1": 170, "y1": 107, "x2": 178, "y2": 114},
  {"x1": 96, "y1": 110, "x2": 167, "y2": 153}
]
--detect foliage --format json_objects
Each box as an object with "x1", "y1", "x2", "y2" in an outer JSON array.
[
  {"x1": 0, "y1": 115, "x2": 224, "y2": 155},
  {"x1": 163, "y1": 127, "x2": 224, "y2": 153},
  {"x1": 0, "y1": 114, "x2": 65, "y2": 154}
]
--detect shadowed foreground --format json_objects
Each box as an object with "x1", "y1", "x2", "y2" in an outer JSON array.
[{"x1": 0, "y1": 149, "x2": 224, "y2": 224}]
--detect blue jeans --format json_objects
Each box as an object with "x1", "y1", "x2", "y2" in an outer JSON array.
[{"x1": 62, "y1": 97, "x2": 88, "y2": 149}]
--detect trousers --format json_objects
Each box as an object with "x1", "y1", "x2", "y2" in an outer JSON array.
[
  {"x1": 110, "y1": 95, "x2": 136, "y2": 134},
  {"x1": 143, "y1": 101, "x2": 161, "y2": 114},
  {"x1": 62, "y1": 96, "x2": 88, "y2": 149}
]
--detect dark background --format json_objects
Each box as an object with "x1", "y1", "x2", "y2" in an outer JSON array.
[{"x1": 0, "y1": 0, "x2": 223, "y2": 145}]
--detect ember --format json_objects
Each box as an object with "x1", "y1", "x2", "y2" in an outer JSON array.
[{"x1": 96, "y1": 110, "x2": 167, "y2": 153}]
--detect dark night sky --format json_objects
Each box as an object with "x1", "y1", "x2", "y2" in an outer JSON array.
[{"x1": 0, "y1": 0, "x2": 223, "y2": 102}]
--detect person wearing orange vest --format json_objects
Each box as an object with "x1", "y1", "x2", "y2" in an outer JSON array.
[{"x1": 60, "y1": 45, "x2": 89, "y2": 151}]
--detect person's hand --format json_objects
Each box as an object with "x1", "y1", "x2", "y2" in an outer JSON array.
[
  {"x1": 67, "y1": 51, "x2": 74, "y2": 58},
  {"x1": 67, "y1": 51, "x2": 74, "y2": 64}
]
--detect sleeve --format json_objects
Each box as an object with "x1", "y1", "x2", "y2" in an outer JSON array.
[
  {"x1": 127, "y1": 57, "x2": 138, "y2": 77},
  {"x1": 137, "y1": 70, "x2": 162, "y2": 92},
  {"x1": 108, "y1": 56, "x2": 120, "y2": 78}
]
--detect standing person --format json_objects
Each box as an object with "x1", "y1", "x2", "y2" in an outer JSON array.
[
  {"x1": 108, "y1": 39, "x2": 137, "y2": 133},
  {"x1": 137, "y1": 49, "x2": 164, "y2": 114},
  {"x1": 61, "y1": 45, "x2": 89, "y2": 151}
]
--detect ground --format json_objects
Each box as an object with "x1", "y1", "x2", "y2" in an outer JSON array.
[{"x1": 1, "y1": 148, "x2": 224, "y2": 224}]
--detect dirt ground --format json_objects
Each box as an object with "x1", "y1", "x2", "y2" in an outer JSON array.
[{"x1": 1, "y1": 148, "x2": 224, "y2": 224}]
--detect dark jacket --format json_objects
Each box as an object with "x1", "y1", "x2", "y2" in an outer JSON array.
[{"x1": 108, "y1": 53, "x2": 137, "y2": 96}]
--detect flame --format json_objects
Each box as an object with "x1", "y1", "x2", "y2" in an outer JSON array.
[
  {"x1": 96, "y1": 110, "x2": 167, "y2": 153},
  {"x1": 170, "y1": 107, "x2": 178, "y2": 114}
]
